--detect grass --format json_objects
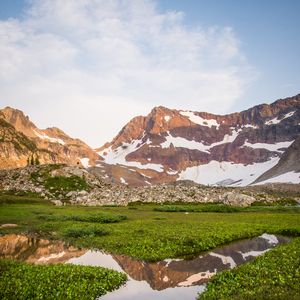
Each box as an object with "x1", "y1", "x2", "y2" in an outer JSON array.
[
  {"x1": 43, "y1": 176, "x2": 90, "y2": 194},
  {"x1": 0, "y1": 191, "x2": 48, "y2": 205},
  {"x1": 0, "y1": 259, "x2": 126, "y2": 300},
  {"x1": 199, "y1": 237, "x2": 300, "y2": 300},
  {"x1": 62, "y1": 225, "x2": 109, "y2": 238},
  {"x1": 29, "y1": 165, "x2": 90, "y2": 196},
  {"x1": 153, "y1": 203, "x2": 241, "y2": 213},
  {"x1": 37, "y1": 212, "x2": 127, "y2": 223},
  {"x1": 0, "y1": 195, "x2": 300, "y2": 300},
  {"x1": 1, "y1": 200, "x2": 299, "y2": 261},
  {"x1": 251, "y1": 198, "x2": 298, "y2": 206}
]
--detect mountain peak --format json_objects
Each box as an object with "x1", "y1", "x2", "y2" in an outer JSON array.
[
  {"x1": 97, "y1": 94, "x2": 300, "y2": 186},
  {"x1": 0, "y1": 107, "x2": 101, "y2": 169}
]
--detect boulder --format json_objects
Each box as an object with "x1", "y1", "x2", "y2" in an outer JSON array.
[
  {"x1": 222, "y1": 192, "x2": 256, "y2": 207},
  {"x1": 51, "y1": 200, "x2": 63, "y2": 206}
]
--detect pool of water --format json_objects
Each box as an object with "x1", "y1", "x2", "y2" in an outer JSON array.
[{"x1": 0, "y1": 233, "x2": 290, "y2": 299}]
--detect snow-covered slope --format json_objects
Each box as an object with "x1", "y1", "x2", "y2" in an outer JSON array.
[{"x1": 96, "y1": 94, "x2": 300, "y2": 186}]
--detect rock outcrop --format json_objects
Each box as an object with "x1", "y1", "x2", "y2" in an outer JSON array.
[
  {"x1": 0, "y1": 107, "x2": 101, "y2": 169},
  {"x1": 1, "y1": 164, "x2": 299, "y2": 207},
  {"x1": 254, "y1": 137, "x2": 300, "y2": 184}
]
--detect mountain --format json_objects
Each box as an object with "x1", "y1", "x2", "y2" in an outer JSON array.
[
  {"x1": 0, "y1": 107, "x2": 101, "y2": 169},
  {"x1": 96, "y1": 94, "x2": 300, "y2": 186},
  {"x1": 253, "y1": 136, "x2": 300, "y2": 185}
]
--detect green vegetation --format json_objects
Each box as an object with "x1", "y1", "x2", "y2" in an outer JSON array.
[
  {"x1": 29, "y1": 165, "x2": 90, "y2": 196},
  {"x1": 154, "y1": 203, "x2": 241, "y2": 213},
  {"x1": 0, "y1": 193, "x2": 300, "y2": 299},
  {"x1": 252, "y1": 197, "x2": 298, "y2": 206},
  {"x1": 27, "y1": 153, "x2": 40, "y2": 166},
  {"x1": 44, "y1": 175, "x2": 90, "y2": 194},
  {"x1": 0, "y1": 190, "x2": 47, "y2": 204},
  {"x1": 0, "y1": 259, "x2": 126, "y2": 300},
  {"x1": 62, "y1": 225, "x2": 109, "y2": 238},
  {"x1": 199, "y1": 237, "x2": 300, "y2": 300},
  {"x1": 0, "y1": 200, "x2": 299, "y2": 261},
  {"x1": 37, "y1": 212, "x2": 127, "y2": 223}
]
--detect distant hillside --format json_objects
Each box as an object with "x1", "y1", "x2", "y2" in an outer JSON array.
[
  {"x1": 96, "y1": 94, "x2": 300, "y2": 186},
  {"x1": 0, "y1": 107, "x2": 101, "y2": 169}
]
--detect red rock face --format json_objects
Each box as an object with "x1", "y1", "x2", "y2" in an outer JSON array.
[
  {"x1": 97, "y1": 94, "x2": 300, "y2": 186},
  {"x1": 0, "y1": 107, "x2": 101, "y2": 169}
]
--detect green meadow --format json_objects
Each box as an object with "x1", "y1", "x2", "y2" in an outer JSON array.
[{"x1": 0, "y1": 193, "x2": 299, "y2": 299}]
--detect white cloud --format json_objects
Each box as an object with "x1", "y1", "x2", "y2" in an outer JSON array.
[{"x1": 0, "y1": 0, "x2": 255, "y2": 147}]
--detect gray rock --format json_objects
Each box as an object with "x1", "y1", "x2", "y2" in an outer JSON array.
[
  {"x1": 78, "y1": 190, "x2": 88, "y2": 196},
  {"x1": 222, "y1": 192, "x2": 256, "y2": 207},
  {"x1": 35, "y1": 187, "x2": 43, "y2": 193},
  {"x1": 51, "y1": 200, "x2": 63, "y2": 206}
]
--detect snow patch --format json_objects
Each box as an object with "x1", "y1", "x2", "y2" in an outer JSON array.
[
  {"x1": 239, "y1": 249, "x2": 270, "y2": 260},
  {"x1": 34, "y1": 130, "x2": 65, "y2": 145},
  {"x1": 178, "y1": 270, "x2": 216, "y2": 286},
  {"x1": 164, "y1": 115, "x2": 171, "y2": 122},
  {"x1": 98, "y1": 138, "x2": 164, "y2": 172},
  {"x1": 282, "y1": 110, "x2": 296, "y2": 119},
  {"x1": 164, "y1": 258, "x2": 183, "y2": 267},
  {"x1": 265, "y1": 111, "x2": 295, "y2": 125},
  {"x1": 161, "y1": 135, "x2": 210, "y2": 153},
  {"x1": 37, "y1": 251, "x2": 66, "y2": 262},
  {"x1": 210, "y1": 252, "x2": 236, "y2": 268},
  {"x1": 180, "y1": 111, "x2": 220, "y2": 129},
  {"x1": 161, "y1": 129, "x2": 241, "y2": 153},
  {"x1": 120, "y1": 177, "x2": 127, "y2": 184},
  {"x1": 242, "y1": 124, "x2": 259, "y2": 129},
  {"x1": 260, "y1": 233, "x2": 278, "y2": 245},
  {"x1": 255, "y1": 171, "x2": 300, "y2": 185},
  {"x1": 167, "y1": 170, "x2": 178, "y2": 175},
  {"x1": 242, "y1": 140, "x2": 294, "y2": 153},
  {"x1": 265, "y1": 117, "x2": 281, "y2": 125},
  {"x1": 178, "y1": 158, "x2": 280, "y2": 186},
  {"x1": 80, "y1": 158, "x2": 90, "y2": 168}
]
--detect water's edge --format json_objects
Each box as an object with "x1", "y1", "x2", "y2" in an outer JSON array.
[{"x1": 0, "y1": 233, "x2": 291, "y2": 299}]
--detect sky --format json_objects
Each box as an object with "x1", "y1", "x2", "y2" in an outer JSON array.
[{"x1": 0, "y1": 0, "x2": 299, "y2": 147}]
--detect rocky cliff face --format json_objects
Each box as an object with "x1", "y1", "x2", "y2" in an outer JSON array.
[
  {"x1": 254, "y1": 136, "x2": 300, "y2": 185},
  {"x1": 0, "y1": 107, "x2": 101, "y2": 169},
  {"x1": 96, "y1": 94, "x2": 300, "y2": 186}
]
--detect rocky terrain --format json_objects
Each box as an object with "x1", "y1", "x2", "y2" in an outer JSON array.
[
  {"x1": 254, "y1": 136, "x2": 300, "y2": 184},
  {"x1": 1, "y1": 94, "x2": 299, "y2": 188},
  {"x1": 0, "y1": 107, "x2": 101, "y2": 169},
  {"x1": 96, "y1": 94, "x2": 300, "y2": 186},
  {"x1": 0, "y1": 164, "x2": 299, "y2": 207}
]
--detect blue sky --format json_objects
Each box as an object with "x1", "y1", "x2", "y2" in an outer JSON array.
[
  {"x1": 162, "y1": 0, "x2": 300, "y2": 110},
  {"x1": 0, "y1": 0, "x2": 299, "y2": 146}
]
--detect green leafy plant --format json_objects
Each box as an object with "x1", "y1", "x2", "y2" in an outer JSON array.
[{"x1": 0, "y1": 259, "x2": 126, "y2": 300}]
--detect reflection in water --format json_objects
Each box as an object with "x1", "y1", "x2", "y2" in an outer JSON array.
[
  {"x1": 0, "y1": 233, "x2": 290, "y2": 299},
  {"x1": 0, "y1": 234, "x2": 86, "y2": 264},
  {"x1": 68, "y1": 234, "x2": 290, "y2": 299}
]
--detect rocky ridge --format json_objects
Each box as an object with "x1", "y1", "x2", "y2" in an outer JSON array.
[
  {"x1": 0, "y1": 165, "x2": 298, "y2": 207},
  {"x1": 0, "y1": 107, "x2": 101, "y2": 169},
  {"x1": 96, "y1": 94, "x2": 300, "y2": 186}
]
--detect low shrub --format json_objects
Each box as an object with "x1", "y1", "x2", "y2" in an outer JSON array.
[
  {"x1": 0, "y1": 259, "x2": 126, "y2": 300},
  {"x1": 62, "y1": 226, "x2": 109, "y2": 238},
  {"x1": 199, "y1": 238, "x2": 300, "y2": 300}
]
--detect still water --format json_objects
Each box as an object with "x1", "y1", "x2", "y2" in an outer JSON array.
[{"x1": 0, "y1": 233, "x2": 290, "y2": 299}]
